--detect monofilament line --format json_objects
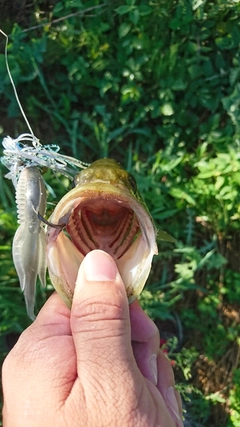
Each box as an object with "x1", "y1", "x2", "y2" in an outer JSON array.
[{"x1": 0, "y1": 29, "x2": 35, "y2": 137}]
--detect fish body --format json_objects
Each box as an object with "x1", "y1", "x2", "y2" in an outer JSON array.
[{"x1": 46, "y1": 159, "x2": 158, "y2": 309}]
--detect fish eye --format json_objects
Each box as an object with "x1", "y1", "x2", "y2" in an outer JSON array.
[{"x1": 128, "y1": 173, "x2": 138, "y2": 192}]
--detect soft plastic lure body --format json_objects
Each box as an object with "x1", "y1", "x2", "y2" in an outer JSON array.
[{"x1": 12, "y1": 166, "x2": 47, "y2": 319}]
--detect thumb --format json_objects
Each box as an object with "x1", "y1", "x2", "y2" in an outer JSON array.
[{"x1": 71, "y1": 250, "x2": 134, "y2": 376}]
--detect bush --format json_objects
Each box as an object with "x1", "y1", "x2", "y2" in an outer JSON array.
[{"x1": 0, "y1": 1, "x2": 240, "y2": 425}]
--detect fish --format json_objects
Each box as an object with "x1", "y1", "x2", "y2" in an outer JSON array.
[{"x1": 46, "y1": 158, "x2": 158, "y2": 310}]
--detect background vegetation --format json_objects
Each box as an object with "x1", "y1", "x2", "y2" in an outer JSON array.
[{"x1": 0, "y1": 1, "x2": 240, "y2": 425}]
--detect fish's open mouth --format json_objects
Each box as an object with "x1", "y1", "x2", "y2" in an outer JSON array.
[
  {"x1": 66, "y1": 198, "x2": 140, "y2": 259},
  {"x1": 47, "y1": 182, "x2": 157, "y2": 308}
]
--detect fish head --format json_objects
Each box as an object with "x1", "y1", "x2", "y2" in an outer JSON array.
[{"x1": 46, "y1": 159, "x2": 158, "y2": 307}]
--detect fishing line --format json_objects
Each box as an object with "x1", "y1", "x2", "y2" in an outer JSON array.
[
  {"x1": 0, "y1": 28, "x2": 89, "y2": 188},
  {"x1": 0, "y1": 29, "x2": 36, "y2": 139}
]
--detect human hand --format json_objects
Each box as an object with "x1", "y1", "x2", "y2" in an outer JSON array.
[{"x1": 2, "y1": 250, "x2": 183, "y2": 427}]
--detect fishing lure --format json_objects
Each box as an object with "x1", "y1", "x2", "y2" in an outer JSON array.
[
  {"x1": 2, "y1": 133, "x2": 88, "y2": 186},
  {"x1": 0, "y1": 29, "x2": 88, "y2": 318}
]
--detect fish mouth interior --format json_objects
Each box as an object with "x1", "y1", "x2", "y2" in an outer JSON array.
[{"x1": 66, "y1": 197, "x2": 140, "y2": 259}]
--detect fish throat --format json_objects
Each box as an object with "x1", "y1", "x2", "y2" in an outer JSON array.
[{"x1": 66, "y1": 197, "x2": 140, "y2": 259}]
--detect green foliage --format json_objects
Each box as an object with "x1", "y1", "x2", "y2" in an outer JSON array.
[
  {"x1": 228, "y1": 370, "x2": 240, "y2": 426},
  {"x1": 0, "y1": 0, "x2": 240, "y2": 425}
]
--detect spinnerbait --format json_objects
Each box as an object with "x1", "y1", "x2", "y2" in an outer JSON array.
[
  {"x1": 1, "y1": 135, "x2": 88, "y2": 319},
  {"x1": 0, "y1": 29, "x2": 88, "y2": 318}
]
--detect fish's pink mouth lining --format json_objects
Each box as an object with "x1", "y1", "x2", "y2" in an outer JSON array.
[{"x1": 66, "y1": 198, "x2": 140, "y2": 259}]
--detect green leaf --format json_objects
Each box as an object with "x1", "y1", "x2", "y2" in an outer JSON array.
[
  {"x1": 157, "y1": 230, "x2": 176, "y2": 243},
  {"x1": 118, "y1": 23, "x2": 131, "y2": 38},
  {"x1": 169, "y1": 188, "x2": 196, "y2": 206},
  {"x1": 130, "y1": 8, "x2": 139, "y2": 25},
  {"x1": 161, "y1": 103, "x2": 174, "y2": 116},
  {"x1": 53, "y1": 2, "x2": 63, "y2": 14},
  {"x1": 215, "y1": 175, "x2": 225, "y2": 191},
  {"x1": 139, "y1": 5, "x2": 152, "y2": 16},
  {"x1": 115, "y1": 5, "x2": 135, "y2": 15},
  {"x1": 188, "y1": 64, "x2": 203, "y2": 79}
]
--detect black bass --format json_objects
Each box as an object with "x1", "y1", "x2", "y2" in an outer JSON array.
[{"x1": 46, "y1": 158, "x2": 158, "y2": 309}]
